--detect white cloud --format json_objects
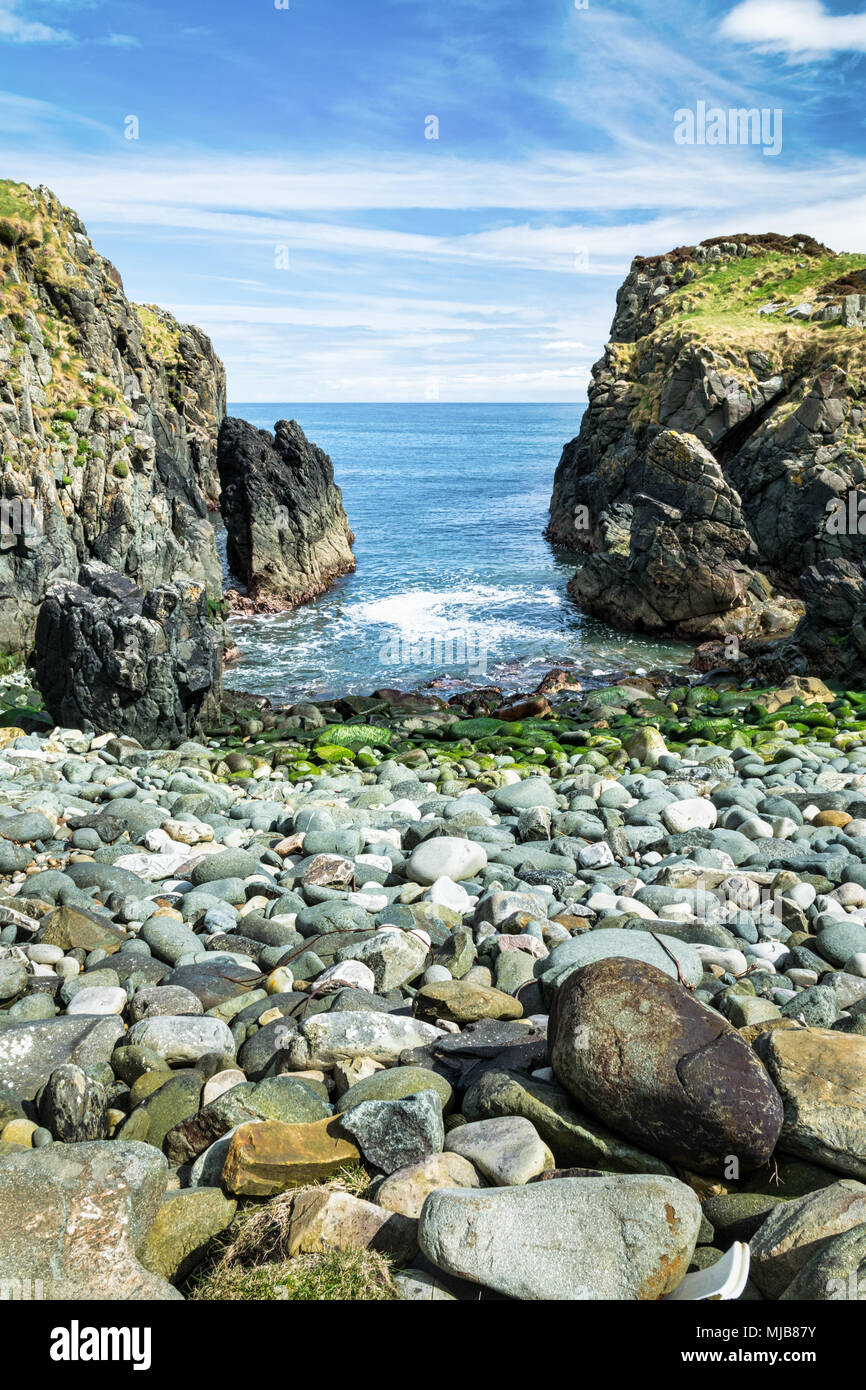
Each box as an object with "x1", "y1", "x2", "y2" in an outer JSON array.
[
  {"x1": 98, "y1": 33, "x2": 140, "y2": 48},
  {"x1": 9, "y1": 144, "x2": 866, "y2": 220},
  {"x1": 720, "y1": 0, "x2": 866, "y2": 56},
  {"x1": 0, "y1": 2, "x2": 72, "y2": 42}
]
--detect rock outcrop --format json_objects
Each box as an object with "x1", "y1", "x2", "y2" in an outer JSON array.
[
  {"x1": 0, "y1": 180, "x2": 226, "y2": 657},
  {"x1": 548, "y1": 234, "x2": 866, "y2": 677},
  {"x1": 217, "y1": 416, "x2": 355, "y2": 610},
  {"x1": 34, "y1": 561, "x2": 222, "y2": 746}
]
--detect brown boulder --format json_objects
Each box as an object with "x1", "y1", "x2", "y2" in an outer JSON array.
[
  {"x1": 549, "y1": 957, "x2": 783, "y2": 1175},
  {"x1": 221, "y1": 1117, "x2": 360, "y2": 1197},
  {"x1": 753, "y1": 1027, "x2": 866, "y2": 1179}
]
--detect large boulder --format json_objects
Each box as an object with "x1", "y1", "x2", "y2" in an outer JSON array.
[
  {"x1": 217, "y1": 416, "x2": 354, "y2": 609},
  {"x1": 34, "y1": 562, "x2": 222, "y2": 746},
  {"x1": 418, "y1": 1175, "x2": 702, "y2": 1300},
  {"x1": 0, "y1": 1141, "x2": 181, "y2": 1300},
  {"x1": 753, "y1": 1027, "x2": 866, "y2": 1179},
  {"x1": 549, "y1": 957, "x2": 784, "y2": 1175},
  {"x1": 567, "y1": 430, "x2": 792, "y2": 640}
]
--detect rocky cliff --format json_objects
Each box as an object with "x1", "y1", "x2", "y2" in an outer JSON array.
[
  {"x1": 548, "y1": 234, "x2": 866, "y2": 678},
  {"x1": 218, "y1": 416, "x2": 355, "y2": 610},
  {"x1": 0, "y1": 179, "x2": 225, "y2": 657}
]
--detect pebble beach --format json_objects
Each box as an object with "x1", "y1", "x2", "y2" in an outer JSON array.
[{"x1": 2, "y1": 672, "x2": 866, "y2": 1301}]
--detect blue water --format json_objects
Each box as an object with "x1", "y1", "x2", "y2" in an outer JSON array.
[{"x1": 220, "y1": 403, "x2": 691, "y2": 703}]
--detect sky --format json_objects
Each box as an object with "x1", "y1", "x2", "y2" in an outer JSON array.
[{"x1": 0, "y1": 0, "x2": 864, "y2": 402}]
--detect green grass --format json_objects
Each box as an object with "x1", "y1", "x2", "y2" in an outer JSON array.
[
  {"x1": 670, "y1": 250, "x2": 866, "y2": 332},
  {"x1": 188, "y1": 1248, "x2": 399, "y2": 1301},
  {"x1": 133, "y1": 304, "x2": 182, "y2": 367},
  {"x1": 184, "y1": 1170, "x2": 399, "y2": 1302},
  {"x1": 0, "y1": 181, "x2": 37, "y2": 224}
]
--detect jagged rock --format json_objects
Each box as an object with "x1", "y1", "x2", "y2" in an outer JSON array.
[
  {"x1": 217, "y1": 416, "x2": 354, "y2": 609},
  {"x1": 0, "y1": 180, "x2": 224, "y2": 657},
  {"x1": 547, "y1": 234, "x2": 866, "y2": 675},
  {"x1": 34, "y1": 562, "x2": 222, "y2": 745},
  {"x1": 567, "y1": 430, "x2": 799, "y2": 639}
]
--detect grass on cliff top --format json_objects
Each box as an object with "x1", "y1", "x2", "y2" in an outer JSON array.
[
  {"x1": 0, "y1": 181, "x2": 38, "y2": 246},
  {"x1": 670, "y1": 249, "x2": 866, "y2": 336},
  {"x1": 619, "y1": 247, "x2": 866, "y2": 432}
]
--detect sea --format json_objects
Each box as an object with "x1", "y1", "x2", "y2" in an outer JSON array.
[{"x1": 220, "y1": 403, "x2": 691, "y2": 704}]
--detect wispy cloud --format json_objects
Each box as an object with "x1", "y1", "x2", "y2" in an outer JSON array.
[
  {"x1": 0, "y1": 1, "x2": 72, "y2": 42},
  {"x1": 97, "y1": 32, "x2": 140, "y2": 48},
  {"x1": 720, "y1": 0, "x2": 866, "y2": 57}
]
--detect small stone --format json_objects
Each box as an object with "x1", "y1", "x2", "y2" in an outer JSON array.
[
  {"x1": 376, "y1": 1153, "x2": 481, "y2": 1219},
  {"x1": 414, "y1": 979, "x2": 524, "y2": 1024},
  {"x1": 285, "y1": 1187, "x2": 418, "y2": 1264},
  {"x1": 66, "y1": 986, "x2": 128, "y2": 1016},
  {"x1": 339, "y1": 1090, "x2": 445, "y2": 1174},
  {"x1": 407, "y1": 838, "x2": 488, "y2": 885},
  {"x1": 124, "y1": 1015, "x2": 236, "y2": 1065},
  {"x1": 445, "y1": 1115, "x2": 554, "y2": 1185}
]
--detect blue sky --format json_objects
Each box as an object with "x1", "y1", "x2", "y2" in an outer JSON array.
[{"x1": 1, "y1": 0, "x2": 865, "y2": 401}]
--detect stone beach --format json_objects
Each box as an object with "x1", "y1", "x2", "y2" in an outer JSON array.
[
  {"x1": 3, "y1": 183, "x2": 866, "y2": 1304},
  {"x1": 2, "y1": 671, "x2": 866, "y2": 1299}
]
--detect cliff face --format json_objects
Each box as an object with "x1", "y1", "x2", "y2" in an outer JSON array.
[
  {"x1": 548, "y1": 235, "x2": 866, "y2": 675},
  {"x1": 218, "y1": 416, "x2": 355, "y2": 611},
  {"x1": 0, "y1": 180, "x2": 225, "y2": 656}
]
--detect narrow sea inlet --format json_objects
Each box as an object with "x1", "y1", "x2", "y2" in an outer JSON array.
[{"x1": 222, "y1": 403, "x2": 692, "y2": 701}]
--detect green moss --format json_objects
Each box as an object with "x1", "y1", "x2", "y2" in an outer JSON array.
[{"x1": 112, "y1": 460, "x2": 129, "y2": 479}]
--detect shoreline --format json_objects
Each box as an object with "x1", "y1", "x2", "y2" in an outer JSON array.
[{"x1": 2, "y1": 668, "x2": 866, "y2": 1300}]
